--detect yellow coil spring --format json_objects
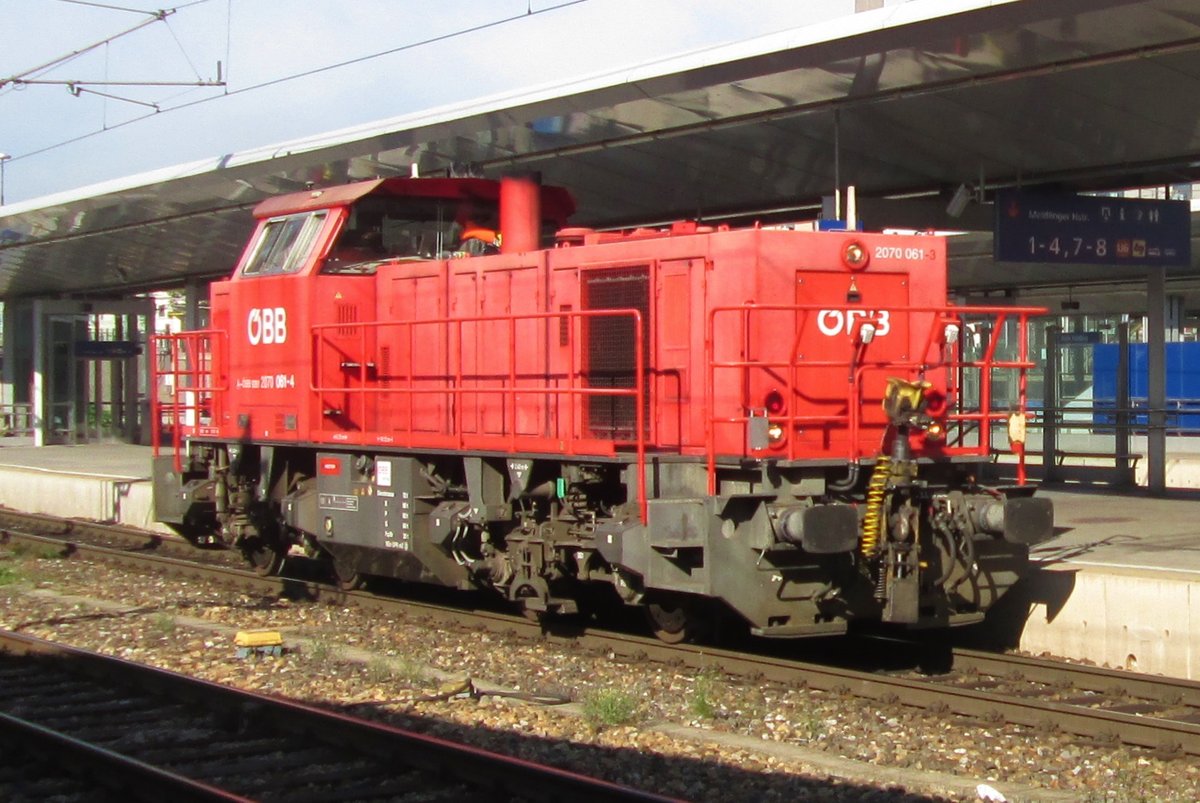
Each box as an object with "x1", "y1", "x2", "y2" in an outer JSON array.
[{"x1": 860, "y1": 454, "x2": 891, "y2": 558}]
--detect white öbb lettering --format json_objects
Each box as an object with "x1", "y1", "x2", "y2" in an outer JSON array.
[
  {"x1": 247, "y1": 307, "x2": 288, "y2": 345},
  {"x1": 816, "y1": 309, "x2": 891, "y2": 337}
]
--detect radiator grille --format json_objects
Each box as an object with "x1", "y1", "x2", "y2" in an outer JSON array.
[
  {"x1": 583, "y1": 267, "x2": 649, "y2": 439},
  {"x1": 378, "y1": 346, "x2": 390, "y2": 386},
  {"x1": 336, "y1": 304, "x2": 358, "y2": 337}
]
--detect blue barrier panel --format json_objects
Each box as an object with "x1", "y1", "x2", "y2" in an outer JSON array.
[{"x1": 1093, "y1": 343, "x2": 1200, "y2": 432}]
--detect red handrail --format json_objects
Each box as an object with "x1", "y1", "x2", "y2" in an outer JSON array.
[
  {"x1": 310, "y1": 309, "x2": 648, "y2": 523},
  {"x1": 150, "y1": 330, "x2": 227, "y2": 472},
  {"x1": 705, "y1": 303, "x2": 1044, "y2": 494}
]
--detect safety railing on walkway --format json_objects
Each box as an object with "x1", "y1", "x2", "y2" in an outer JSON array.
[
  {"x1": 311, "y1": 309, "x2": 648, "y2": 522},
  {"x1": 705, "y1": 303, "x2": 1044, "y2": 493},
  {"x1": 150, "y1": 330, "x2": 227, "y2": 472}
]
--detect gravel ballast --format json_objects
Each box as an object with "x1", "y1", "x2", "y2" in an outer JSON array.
[{"x1": 0, "y1": 548, "x2": 1193, "y2": 802}]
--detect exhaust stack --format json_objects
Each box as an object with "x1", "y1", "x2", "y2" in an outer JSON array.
[{"x1": 500, "y1": 174, "x2": 540, "y2": 254}]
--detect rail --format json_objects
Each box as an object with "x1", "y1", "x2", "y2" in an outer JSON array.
[
  {"x1": 0, "y1": 625, "x2": 673, "y2": 802},
  {"x1": 705, "y1": 302, "x2": 1043, "y2": 493},
  {"x1": 311, "y1": 309, "x2": 648, "y2": 523},
  {"x1": 12, "y1": 511, "x2": 1200, "y2": 768}
]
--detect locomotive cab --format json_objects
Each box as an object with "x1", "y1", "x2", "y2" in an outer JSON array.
[{"x1": 323, "y1": 193, "x2": 496, "y2": 272}]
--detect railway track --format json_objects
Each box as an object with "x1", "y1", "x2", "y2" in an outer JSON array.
[
  {"x1": 4, "y1": 507, "x2": 1200, "y2": 762},
  {"x1": 0, "y1": 627, "x2": 673, "y2": 802}
]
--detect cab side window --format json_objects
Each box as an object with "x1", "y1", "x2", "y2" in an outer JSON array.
[{"x1": 242, "y1": 211, "x2": 328, "y2": 276}]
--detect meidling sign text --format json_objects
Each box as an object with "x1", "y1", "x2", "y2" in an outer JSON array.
[{"x1": 994, "y1": 190, "x2": 1190, "y2": 266}]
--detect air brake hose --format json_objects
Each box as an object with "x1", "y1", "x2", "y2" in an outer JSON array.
[{"x1": 827, "y1": 461, "x2": 860, "y2": 493}]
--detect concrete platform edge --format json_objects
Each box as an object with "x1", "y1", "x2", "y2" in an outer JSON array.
[
  {"x1": 1017, "y1": 565, "x2": 1196, "y2": 679},
  {"x1": 0, "y1": 464, "x2": 174, "y2": 535}
]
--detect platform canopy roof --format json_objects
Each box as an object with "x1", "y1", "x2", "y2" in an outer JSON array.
[{"x1": 3, "y1": 0, "x2": 1200, "y2": 299}]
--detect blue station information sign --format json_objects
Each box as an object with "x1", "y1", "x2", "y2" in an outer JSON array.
[
  {"x1": 994, "y1": 189, "x2": 1190, "y2": 266},
  {"x1": 74, "y1": 340, "x2": 142, "y2": 359}
]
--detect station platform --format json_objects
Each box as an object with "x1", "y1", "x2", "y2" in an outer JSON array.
[
  {"x1": 0, "y1": 439, "x2": 1198, "y2": 679},
  {"x1": 1007, "y1": 485, "x2": 1200, "y2": 680},
  {"x1": 0, "y1": 439, "x2": 169, "y2": 535}
]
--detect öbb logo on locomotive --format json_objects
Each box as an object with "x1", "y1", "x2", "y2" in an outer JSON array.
[
  {"x1": 246, "y1": 306, "x2": 287, "y2": 346},
  {"x1": 816, "y1": 308, "x2": 891, "y2": 337},
  {"x1": 152, "y1": 174, "x2": 1053, "y2": 643}
]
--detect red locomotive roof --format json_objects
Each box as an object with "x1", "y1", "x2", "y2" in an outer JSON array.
[{"x1": 252, "y1": 177, "x2": 575, "y2": 224}]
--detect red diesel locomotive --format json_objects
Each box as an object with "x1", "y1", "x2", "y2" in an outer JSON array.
[{"x1": 152, "y1": 174, "x2": 1052, "y2": 641}]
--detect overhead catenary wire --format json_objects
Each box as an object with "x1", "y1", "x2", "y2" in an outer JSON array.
[
  {"x1": 2, "y1": 0, "x2": 222, "y2": 111},
  {"x1": 223, "y1": 0, "x2": 231, "y2": 93},
  {"x1": 58, "y1": 0, "x2": 214, "y2": 13},
  {"x1": 4, "y1": 1, "x2": 221, "y2": 91},
  {"x1": 71, "y1": 84, "x2": 161, "y2": 109},
  {"x1": 162, "y1": 10, "x2": 206, "y2": 81},
  {"x1": 197, "y1": 0, "x2": 589, "y2": 98},
  {"x1": 57, "y1": 0, "x2": 195, "y2": 15},
  {"x1": 0, "y1": 9, "x2": 175, "y2": 92},
  {"x1": 4, "y1": 0, "x2": 589, "y2": 164}
]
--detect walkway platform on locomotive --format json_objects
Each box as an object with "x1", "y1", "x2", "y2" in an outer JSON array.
[{"x1": 2, "y1": 439, "x2": 1200, "y2": 679}]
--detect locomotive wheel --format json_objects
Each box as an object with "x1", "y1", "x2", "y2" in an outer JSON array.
[
  {"x1": 241, "y1": 538, "x2": 285, "y2": 577},
  {"x1": 645, "y1": 596, "x2": 703, "y2": 644},
  {"x1": 512, "y1": 581, "x2": 547, "y2": 623},
  {"x1": 332, "y1": 558, "x2": 365, "y2": 591}
]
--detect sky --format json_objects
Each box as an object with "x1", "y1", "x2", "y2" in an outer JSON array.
[{"x1": 0, "y1": 0, "x2": 870, "y2": 205}]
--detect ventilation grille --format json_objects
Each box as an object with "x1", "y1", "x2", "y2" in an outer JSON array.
[
  {"x1": 379, "y1": 346, "x2": 390, "y2": 386},
  {"x1": 583, "y1": 267, "x2": 649, "y2": 439},
  {"x1": 336, "y1": 304, "x2": 358, "y2": 337}
]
